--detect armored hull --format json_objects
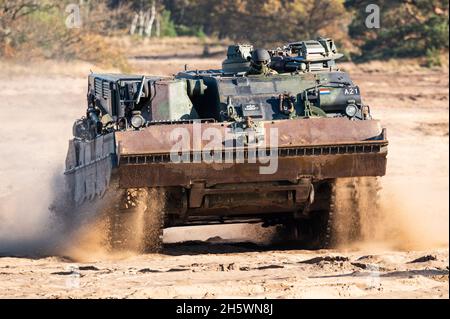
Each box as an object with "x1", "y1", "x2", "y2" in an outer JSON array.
[{"x1": 64, "y1": 38, "x2": 388, "y2": 251}]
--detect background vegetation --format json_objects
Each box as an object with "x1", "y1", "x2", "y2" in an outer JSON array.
[{"x1": 0, "y1": 0, "x2": 448, "y2": 68}]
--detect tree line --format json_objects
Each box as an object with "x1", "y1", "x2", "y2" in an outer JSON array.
[{"x1": 1, "y1": 0, "x2": 448, "y2": 64}]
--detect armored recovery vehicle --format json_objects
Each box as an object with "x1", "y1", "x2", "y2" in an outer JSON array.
[{"x1": 64, "y1": 38, "x2": 388, "y2": 251}]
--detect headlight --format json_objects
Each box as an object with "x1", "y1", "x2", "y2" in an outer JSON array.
[
  {"x1": 131, "y1": 112, "x2": 145, "y2": 129},
  {"x1": 345, "y1": 104, "x2": 358, "y2": 117}
]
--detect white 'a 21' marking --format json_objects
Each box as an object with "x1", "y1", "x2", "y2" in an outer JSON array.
[{"x1": 344, "y1": 87, "x2": 359, "y2": 95}]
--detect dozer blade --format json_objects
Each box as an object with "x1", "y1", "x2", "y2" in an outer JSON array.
[{"x1": 116, "y1": 117, "x2": 388, "y2": 189}]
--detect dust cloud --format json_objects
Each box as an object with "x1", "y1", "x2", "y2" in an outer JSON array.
[
  {"x1": 374, "y1": 177, "x2": 449, "y2": 250},
  {"x1": 0, "y1": 171, "x2": 64, "y2": 256},
  {"x1": 0, "y1": 75, "x2": 84, "y2": 256},
  {"x1": 61, "y1": 187, "x2": 168, "y2": 262},
  {"x1": 331, "y1": 177, "x2": 449, "y2": 252}
]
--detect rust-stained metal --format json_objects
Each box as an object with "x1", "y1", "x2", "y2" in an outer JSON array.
[
  {"x1": 116, "y1": 117, "x2": 387, "y2": 189},
  {"x1": 116, "y1": 117, "x2": 385, "y2": 156},
  {"x1": 118, "y1": 152, "x2": 387, "y2": 189}
]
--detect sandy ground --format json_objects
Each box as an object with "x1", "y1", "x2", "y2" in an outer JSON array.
[
  {"x1": 0, "y1": 248, "x2": 448, "y2": 299},
  {"x1": 0, "y1": 57, "x2": 448, "y2": 299}
]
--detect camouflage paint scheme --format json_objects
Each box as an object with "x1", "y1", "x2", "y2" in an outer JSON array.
[{"x1": 65, "y1": 38, "x2": 388, "y2": 229}]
